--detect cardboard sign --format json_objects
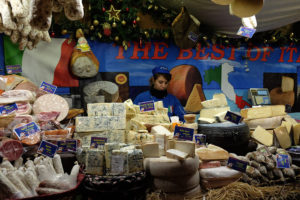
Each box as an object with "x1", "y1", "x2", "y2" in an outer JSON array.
[
  {"x1": 40, "y1": 81, "x2": 57, "y2": 94},
  {"x1": 174, "y1": 126, "x2": 194, "y2": 141},
  {"x1": 90, "y1": 137, "x2": 107, "y2": 148},
  {"x1": 237, "y1": 26, "x2": 256, "y2": 38},
  {"x1": 276, "y1": 154, "x2": 290, "y2": 168},
  {"x1": 37, "y1": 140, "x2": 58, "y2": 158},
  {"x1": 224, "y1": 111, "x2": 243, "y2": 124},
  {"x1": 194, "y1": 134, "x2": 206, "y2": 145},
  {"x1": 13, "y1": 122, "x2": 40, "y2": 140},
  {"x1": 0, "y1": 103, "x2": 18, "y2": 115},
  {"x1": 6, "y1": 65, "x2": 22, "y2": 74},
  {"x1": 139, "y1": 100, "x2": 155, "y2": 112},
  {"x1": 227, "y1": 157, "x2": 248, "y2": 172}
]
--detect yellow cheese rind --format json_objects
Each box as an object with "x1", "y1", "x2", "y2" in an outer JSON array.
[
  {"x1": 281, "y1": 76, "x2": 294, "y2": 92},
  {"x1": 251, "y1": 126, "x2": 273, "y2": 146},
  {"x1": 274, "y1": 126, "x2": 291, "y2": 149}
]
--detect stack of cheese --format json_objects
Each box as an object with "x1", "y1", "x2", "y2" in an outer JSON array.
[
  {"x1": 74, "y1": 103, "x2": 126, "y2": 147},
  {"x1": 182, "y1": 114, "x2": 198, "y2": 135},
  {"x1": 124, "y1": 99, "x2": 172, "y2": 144},
  {"x1": 196, "y1": 144, "x2": 242, "y2": 189},
  {"x1": 198, "y1": 93, "x2": 230, "y2": 124},
  {"x1": 242, "y1": 105, "x2": 300, "y2": 149},
  {"x1": 143, "y1": 140, "x2": 201, "y2": 200},
  {"x1": 150, "y1": 125, "x2": 173, "y2": 156},
  {"x1": 83, "y1": 142, "x2": 144, "y2": 176}
]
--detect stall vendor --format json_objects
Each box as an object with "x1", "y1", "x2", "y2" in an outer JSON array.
[{"x1": 134, "y1": 65, "x2": 186, "y2": 122}]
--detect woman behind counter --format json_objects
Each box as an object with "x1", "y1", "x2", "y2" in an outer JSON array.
[{"x1": 133, "y1": 65, "x2": 186, "y2": 122}]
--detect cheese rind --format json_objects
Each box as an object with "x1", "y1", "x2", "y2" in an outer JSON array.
[
  {"x1": 166, "y1": 149, "x2": 188, "y2": 160},
  {"x1": 251, "y1": 126, "x2": 273, "y2": 146},
  {"x1": 281, "y1": 76, "x2": 294, "y2": 92}
]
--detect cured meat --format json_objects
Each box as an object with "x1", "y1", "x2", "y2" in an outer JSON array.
[
  {"x1": 36, "y1": 111, "x2": 60, "y2": 122},
  {"x1": 12, "y1": 123, "x2": 41, "y2": 146},
  {"x1": 33, "y1": 94, "x2": 69, "y2": 121},
  {"x1": 0, "y1": 90, "x2": 36, "y2": 104},
  {"x1": 16, "y1": 102, "x2": 32, "y2": 115},
  {"x1": 39, "y1": 120, "x2": 62, "y2": 131},
  {"x1": 0, "y1": 113, "x2": 16, "y2": 128},
  {"x1": 7, "y1": 115, "x2": 34, "y2": 130},
  {"x1": 0, "y1": 138, "x2": 23, "y2": 161}
]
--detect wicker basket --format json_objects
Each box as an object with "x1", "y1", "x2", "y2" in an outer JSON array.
[{"x1": 12, "y1": 173, "x2": 85, "y2": 200}]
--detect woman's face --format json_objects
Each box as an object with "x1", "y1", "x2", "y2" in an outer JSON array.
[{"x1": 153, "y1": 75, "x2": 169, "y2": 91}]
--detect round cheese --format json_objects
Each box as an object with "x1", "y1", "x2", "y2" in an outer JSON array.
[
  {"x1": 153, "y1": 171, "x2": 199, "y2": 193},
  {"x1": 143, "y1": 156, "x2": 199, "y2": 177}
]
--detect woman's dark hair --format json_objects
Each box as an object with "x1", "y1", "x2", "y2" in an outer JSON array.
[{"x1": 149, "y1": 73, "x2": 172, "y2": 86}]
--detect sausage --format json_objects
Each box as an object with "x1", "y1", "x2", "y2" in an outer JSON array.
[
  {"x1": 24, "y1": 170, "x2": 39, "y2": 196},
  {"x1": 14, "y1": 156, "x2": 23, "y2": 169},
  {"x1": 0, "y1": 170, "x2": 24, "y2": 199},
  {"x1": 53, "y1": 154, "x2": 64, "y2": 174},
  {"x1": 0, "y1": 158, "x2": 15, "y2": 170},
  {"x1": 6, "y1": 170, "x2": 33, "y2": 197}
]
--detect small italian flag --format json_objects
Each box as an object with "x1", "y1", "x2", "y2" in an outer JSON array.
[{"x1": 3, "y1": 36, "x2": 79, "y2": 87}]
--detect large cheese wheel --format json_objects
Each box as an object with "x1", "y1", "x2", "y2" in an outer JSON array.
[
  {"x1": 83, "y1": 81, "x2": 119, "y2": 102},
  {"x1": 167, "y1": 65, "x2": 203, "y2": 106},
  {"x1": 143, "y1": 156, "x2": 199, "y2": 177},
  {"x1": 33, "y1": 94, "x2": 69, "y2": 121},
  {"x1": 269, "y1": 87, "x2": 295, "y2": 107},
  {"x1": 153, "y1": 171, "x2": 200, "y2": 193}
]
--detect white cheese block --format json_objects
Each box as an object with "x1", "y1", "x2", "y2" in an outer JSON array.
[
  {"x1": 241, "y1": 105, "x2": 286, "y2": 120},
  {"x1": 174, "y1": 141, "x2": 195, "y2": 157},
  {"x1": 214, "y1": 111, "x2": 227, "y2": 122},
  {"x1": 127, "y1": 149, "x2": 144, "y2": 173},
  {"x1": 281, "y1": 76, "x2": 294, "y2": 92},
  {"x1": 251, "y1": 126, "x2": 273, "y2": 146},
  {"x1": 142, "y1": 142, "x2": 160, "y2": 158},
  {"x1": 166, "y1": 139, "x2": 176, "y2": 150},
  {"x1": 111, "y1": 150, "x2": 128, "y2": 175},
  {"x1": 85, "y1": 149, "x2": 105, "y2": 175},
  {"x1": 126, "y1": 131, "x2": 155, "y2": 145},
  {"x1": 112, "y1": 103, "x2": 126, "y2": 117},
  {"x1": 198, "y1": 117, "x2": 216, "y2": 124},
  {"x1": 87, "y1": 103, "x2": 112, "y2": 116},
  {"x1": 153, "y1": 171, "x2": 200, "y2": 193},
  {"x1": 213, "y1": 93, "x2": 228, "y2": 106},
  {"x1": 143, "y1": 156, "x2": 199, "y2": 177},
  {"x1": 104, "y1": 143, "x2": 120, "y2": 173},
  {"x1": 244, "y1": 115, "x2": 284, "y2": 130},
  {"x1": 292, "y1": 123, "x2": 300, "y2": 145},
  {"x1": 274, "y1": 126, "x2": 291, "y2": 149},
  {"x1": 201, "y1": 99, "x2": 221, "y2": 108},
  {"x1": 151, "y1": 125, "x2": 172, "y2": 136},
  {"x1": 124, "y1": 99, "x2": 136, "y2": 116},
  {"x1": 75, "y1": 116, "x2": 126, "y2": 132},
  {"x1": 130, "y1": 119, "x2": 147, "y2": 131},
  {"x1": 166, "y1": 149, "x2": 188, "y2": 160},
  {"x1": 200, "y1": 107, "x2": 230, "y2": 119}
]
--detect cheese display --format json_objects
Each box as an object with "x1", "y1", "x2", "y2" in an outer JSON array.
[{"x1": 251, "y1": 126, "x2": 273, "y2": 146}]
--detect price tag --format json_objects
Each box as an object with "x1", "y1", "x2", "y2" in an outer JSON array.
[
  {"x1": 66, "y1": 140, "x2": 77, "y2": 152},
  {"x1": 90, "y1": 137, "x2": 107, "y2": 148},
  {"x1": 57, "y1": 141, "x2": 67, "y2": 153},
  {"x1": 139, "y1": 100, "x2": 155, "y2": 112},
  {"x1": 0, "y1": 103, "x2": 18, "y2": 115},
  {"x1": 37, "y1": 140, "x2": 58, "y2": 158},
  {"x1": 13, "y1": 122, "x2": 40, "y2": 140},
  {"x1": 227, "y1": 157, "x2": 248, "y2": 173},
  {"x1": 40, "y1": 81, "x2": 57, "y2": 94},
  {"x1": 174, "y1": 126, "x2": 194, "y2": 141},
  {"x1": 224, "y1": 111, "x2": 243, "y2": 124},
  {"x1": 6, "y1": 65, "x2": 22, "y2": 74},
  {"x1": 237, "y1": 26, "x2": 256, "y2": 38},
  {"x1": 194, "y1": 134, "x2": 206, "y2": 145},
  {"x1": 276, "y1": 154, "x2": 290, "y2": 168}
]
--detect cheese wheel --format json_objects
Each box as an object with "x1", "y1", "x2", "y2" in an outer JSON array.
[
  {"x1": 153, "y1": 171, "x2": 200, "y2": 193},
  {"x1": 143, "y1": 156, "x2": 199, "y2": 177},
  {"x1": 33, "y1": 94, "x2": 69, "y2": 121},
  {"x1": 167, "y1": 65, "x2": 203, "y2": 105},
  {"x1": 269, "y1": 87, "x2": 295, "y2": 107}
]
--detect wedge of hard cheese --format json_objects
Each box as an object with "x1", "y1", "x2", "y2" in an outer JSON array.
[
  {"x1": 274, "y1": 126, "x2": 291, "y2": 149},
  {"x1": 195, "y1": 144, "x2": 229, "y2": 161},
  {"x1": 166, "y1": 149, "x2": 188, "y2": 160},
  {"x1": 142, "y1": 142, "x2": 160, "y2": 158},
  {"x1": 175, "y1": 140, "x2": 195, "y2": 157},
  {"x1": 251, "y1": 126, "x2": 273, "y2": 146}
]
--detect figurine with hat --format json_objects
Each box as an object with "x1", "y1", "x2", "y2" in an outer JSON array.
[{"x1": 134, "y1": 65, "x2": 186, "y2": 122}]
